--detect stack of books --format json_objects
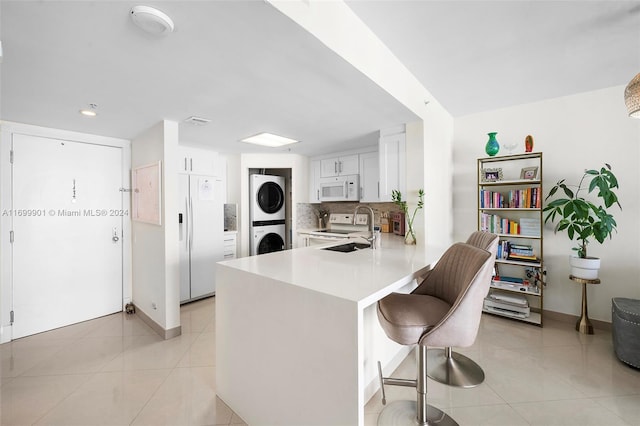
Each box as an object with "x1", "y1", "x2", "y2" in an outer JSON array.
[
  {"x1": 497, "y1": 241, "x2": 539, "y2": 263},
  {"x1": 483, "y1": 293, "x2": 530, "y2": 318},
  {"x1": 480, "y1": 213, "x2": 521, "y2": 235},
  {"x1": 519, "y1": 218, "x2": 541, "y2": 237}
]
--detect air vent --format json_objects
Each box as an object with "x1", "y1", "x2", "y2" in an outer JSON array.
[{"x1": 184, "y1": 116, "x2": 211, "y2": 126}]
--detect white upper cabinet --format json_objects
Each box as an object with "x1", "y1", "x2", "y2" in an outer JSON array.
[
  {"x1": 359, "y1": 151, "x2": 379, "y2": 202},
  {"x1": 378, "y1": 130, "x2": 406, "y2": 202},
  {"x1": 178, "y1": 146, "x2": 225, "y2": 177},
  {"x1": 320, "y1": 154, "x2": 359, "y2": 177},
  {"x1": 309, "y1": 159, "x2": 322, "y2": 204}
]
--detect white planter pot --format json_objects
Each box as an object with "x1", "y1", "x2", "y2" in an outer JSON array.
[{"x1": 569, "y1": 256, "x2": 601, "y2": 280}]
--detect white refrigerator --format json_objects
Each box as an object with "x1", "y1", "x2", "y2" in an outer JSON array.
[{"x1": 178, "y1": 173, "x2": 224, "y2": 303}]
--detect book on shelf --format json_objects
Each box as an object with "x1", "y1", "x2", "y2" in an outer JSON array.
[
  {"x1": 493, "y1": 275, "x2": 524, "y2": 284},
  {"x1": 479, "y1": 188, "x2": 541, "y2": 209},
  {"x1": 497, "y1": 241, "x2": 535, "y2": 259},
  {"x1": 487, "y1": 292, "x2": 528, "y2": 306},
  {"x1": 491, "y1": 279, "x2": 540, "y2": 294},
  {"x1": 519, "y1": 218, "x2": 541, "y2": 237},
  {"x1": 507, "y1": 253, "x2": 539, "y2": 263},
  {"x1": 483, "y1": 296, "x2": 531, "y2": 317},
  {"x1": 480, "y1": 213, "x2": 521, "y2": 235}
]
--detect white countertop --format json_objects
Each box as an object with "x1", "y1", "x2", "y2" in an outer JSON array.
[{"x1": 218, "y1": 233, "x2": 446, "y2": 308}]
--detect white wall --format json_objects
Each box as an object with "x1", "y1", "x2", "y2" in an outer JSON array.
[
  {"x1": 239, "y1": 153, "x2": 308, "y2": 257},
  {"x1": 222, "y1": 153, "x2": 241, "y2": 206},
  {"x1": 270, "y1": 0, "x2": 455, "y2": 247},
  {"x1": 453, "y1": 86, "x2": 640, "y2": 322},
  {"x1": 131, "y1": 120, "x2": 181, "y2": 334}
]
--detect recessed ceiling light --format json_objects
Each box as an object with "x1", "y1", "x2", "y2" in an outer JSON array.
[
  {"x1": 79, "y1": 103, "x2": 98, "y2": 117},
  {"x1": 240, "y1": 132, "x2": 300, "y2": 148},
  {"x1": 130, "y1": 6, "x2": 174, "y2": 35}
]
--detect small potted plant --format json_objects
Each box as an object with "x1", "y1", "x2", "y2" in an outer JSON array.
[
  {"x1": 392, "y1": 189, "x2": 424, "y2": 245},
  {"x1": 543, "y1": 164, "x2": 621, "y2": 279}
]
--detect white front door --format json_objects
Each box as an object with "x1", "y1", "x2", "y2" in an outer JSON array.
[{"x1": 11, "y1": 134, "x2": 123, "y2": 339}]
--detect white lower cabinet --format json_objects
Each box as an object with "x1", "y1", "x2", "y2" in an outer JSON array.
[{"x1": 223, "y1": 232, "x2": 237, "y2": 259}]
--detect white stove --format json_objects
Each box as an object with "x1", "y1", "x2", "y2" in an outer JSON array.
[{"x1": 305, "y1": 213, "x2": 370, "y2": 245}]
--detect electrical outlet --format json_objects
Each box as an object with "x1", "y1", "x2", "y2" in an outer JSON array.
[{"x1": 152, "y1": 302, "x2": 157, "y2": 310}]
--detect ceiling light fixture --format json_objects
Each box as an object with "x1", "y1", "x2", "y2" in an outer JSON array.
[
  {"x1": 79, "y1": 103, "x2": 98, "y2": 117},
  {"x1": 240, "y1": 132, "x2": 300, "y2": 148},
  {"x1": 624, "y1": 72, "x2": 640, "y2": 118},
  {"x1": 130, "y1": 6, "x2": 174, "y2": 36}
]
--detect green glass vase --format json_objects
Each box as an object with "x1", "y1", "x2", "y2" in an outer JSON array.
[{"x1": 485, "y1": 132, "x2": 500, "y2": 156}]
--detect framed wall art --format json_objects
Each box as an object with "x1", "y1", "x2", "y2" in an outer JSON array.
[{"x1": 132, "y1": 161, "x2": 162, "y2": 225}]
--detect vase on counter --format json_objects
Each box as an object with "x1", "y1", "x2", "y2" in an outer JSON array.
[
  {"x1": 404, "y1": 228, "x2": 417, "y2": 245},
  {"x1": 485, "y1": 132, "x2": 500, "y2": 157}
]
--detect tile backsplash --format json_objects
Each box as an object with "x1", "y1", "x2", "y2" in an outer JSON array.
[
  {"x1": 224, "y1": 203, "x2": 237, "y2": 231},
  {"x1": 296, "y1": 202, "x2": 398, "y2": 230}
]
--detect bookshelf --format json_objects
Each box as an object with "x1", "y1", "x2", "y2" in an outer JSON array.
[{"x1": 477, "y1": 152, "x2": 544, "y2": 326}]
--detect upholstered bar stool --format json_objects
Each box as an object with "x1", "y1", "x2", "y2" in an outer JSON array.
[
  {"x1": 376, "y1": 243, "x2": 494, "y2": 425},
  {"x1": 426, "y1": 231, "x2": 498, "y2": 388}
]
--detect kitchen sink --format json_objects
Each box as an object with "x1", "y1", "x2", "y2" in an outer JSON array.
[{"x1": 322, "y1": 242, "x2": 370, "y2": 253}]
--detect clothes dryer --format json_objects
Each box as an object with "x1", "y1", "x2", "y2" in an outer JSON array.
[{"x1": 250, "y1": 174, "x2": 285, "y2": 222}]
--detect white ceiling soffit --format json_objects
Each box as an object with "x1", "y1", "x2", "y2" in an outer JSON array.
[
  {"x1": 0, "y1": 1, "x2": 418, "y2": 156},
  {"x1": 346, "y1": 0, "x2": 640, "y2": 117}
]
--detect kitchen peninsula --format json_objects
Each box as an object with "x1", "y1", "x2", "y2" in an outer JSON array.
[{"x1": 215, "y1": 234, "x2": 446, "y2": 426}]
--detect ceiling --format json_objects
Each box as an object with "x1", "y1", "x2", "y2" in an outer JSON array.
[
  {"x1": 1, "y1": 1, "x2": 639, "y2": 156},
  {"x1": 347, "y1": 0, "x2": 640, "y2": 117}
]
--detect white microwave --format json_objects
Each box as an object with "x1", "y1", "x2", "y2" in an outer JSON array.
[{"x1": 319, "y1": 175, "x2": 359, "y2": 202}]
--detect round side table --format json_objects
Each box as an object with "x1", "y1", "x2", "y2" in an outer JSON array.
[{"x1": 569, "y1": 275, "x2": 600, "y2": 334}]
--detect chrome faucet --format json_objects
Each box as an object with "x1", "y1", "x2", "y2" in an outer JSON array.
[{"x1": 353, "y1": 205, "x2": 376, "y2": 249}]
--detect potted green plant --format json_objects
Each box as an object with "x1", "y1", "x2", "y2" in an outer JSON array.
[
  {"x1": 543, "y1": 164, "x2": 621, "y2": 279},
  {"x1": 392, "y1": 189, "x2": 424, "y2": 245}
]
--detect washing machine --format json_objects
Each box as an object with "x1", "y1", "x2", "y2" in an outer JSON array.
[
  {"x1": 250, "y1": 174, "x2": 285, "y2": 222},
  {"x1": 251, "y1": 223, "x2": 286, "y2": 256}
]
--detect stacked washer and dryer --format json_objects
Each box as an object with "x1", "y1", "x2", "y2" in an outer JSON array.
[{"x1": 250, "y1": 174, "x2": 286, "y2": 256}]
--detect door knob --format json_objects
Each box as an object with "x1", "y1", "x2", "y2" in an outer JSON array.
[{"x1": 112, "y1": 228, "x2": 119, "y2": 242}]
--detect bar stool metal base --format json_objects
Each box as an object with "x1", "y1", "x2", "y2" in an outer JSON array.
[
  {"x1": 378, "y1": 400, "x2": 458, "y2": 426},
  {"x1": 426, "y1": 348, "x2": 484, "y2": 388}
]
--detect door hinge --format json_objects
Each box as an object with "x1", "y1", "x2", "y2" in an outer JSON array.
[
  {"x1": 10, "y1": 310, "x2": 14, "y2": 324},
  {"x1": 10, "y1": 230, "x2": 14, "y2": 243},
  {"x1": 10, "y1": 150, "x2": 14, "y2": 164}
]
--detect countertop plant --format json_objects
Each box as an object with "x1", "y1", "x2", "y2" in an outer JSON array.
[{"x1": 392, "y1": 189, "x2": 424, "y2": 244}]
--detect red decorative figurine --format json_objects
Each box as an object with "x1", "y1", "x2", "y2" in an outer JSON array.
[{"x1": 525, "y1": 135, "x2": 534, "y2": 152}]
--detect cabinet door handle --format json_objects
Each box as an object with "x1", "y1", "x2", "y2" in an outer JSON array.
[
  {"x1": 377, "y1": 182, "x2": 380, "y2": 198},
  {"x1": 317, "y1": 189, "x2": 319, "y2": 201},
  {"x1": 190, "y1": 158, "x2": 193, "y2": 172},
  {"x1": 184, "y1": 158, "x2": 188, "y2": 171},
  {"x1": 334, "y1": 161, "x2": 338, "y2": 174},
  {"x1": 339, "y1": 161, "x2": 343, "y2": 173}
]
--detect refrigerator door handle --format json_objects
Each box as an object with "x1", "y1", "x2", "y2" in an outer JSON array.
[
  {"x1": 185, "y1": 197, "x2": 190, "y2": 251},
  {"x1": 189, "y1": 196, "x2": 194, "y2": 251}
]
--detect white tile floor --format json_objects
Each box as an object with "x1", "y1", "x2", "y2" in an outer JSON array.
[
  {"x1": 365, "y1": 314, "x2": 640, "y2": 426},
  {"x1": 1, "y1": 297, "x2": 639, "y2": 425}
]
